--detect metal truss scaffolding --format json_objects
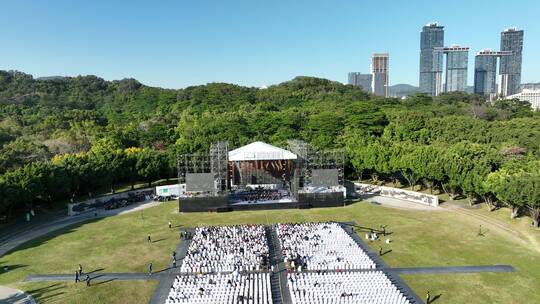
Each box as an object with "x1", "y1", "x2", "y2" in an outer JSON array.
[
  {"x1": 178, "y1": 141, "x2": 229, "y2": 196},
  {"x1": 210, "y1": 141, "x2": 229, "y2": 194},
  {"x1": 287, "y1": 140, "x2": 345, "y2": 187}
]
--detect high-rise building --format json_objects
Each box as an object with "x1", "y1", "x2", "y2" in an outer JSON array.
[
  {"x1": 348, "y1": 72, "x2": 373, "y2": 93},
  {"x1": 443, "y1": 46, "x2": 469, "y2": 92},
  {"x1": 419, "y1": 22, "x2": 444, "y2": 96},
  {"x1": 371, "y1": 53, "x2": 389, "y2": 97},
  {"x1": 499, "y1": 27, "x2": 524, "y2": 96},
  {"x1": 507, "y1": 89, "x2": 540, "y2": 110},
  {"x1": 474, "y1": 50, "x2": 511, "y2": 96}
]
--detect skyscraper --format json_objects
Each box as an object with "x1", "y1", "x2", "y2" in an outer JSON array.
[
  {"x1": 371, "y1": 54, "x2": 389, "y2": 97},
  {"x1": 499, "y1": 27, "x2": 524, "y2": 96},
  {"x1": 443, "y1": 46, "x2": 469, "y2": 92},
  {"x1": 347, "y1": 72, "x2": 373, "y2": 93},
  {"x1": 474, "y1": 50, "x2": 511, "y2": 96},
  {"x1": 419, "y1": 22, "x2": 444, "y2": 96}
]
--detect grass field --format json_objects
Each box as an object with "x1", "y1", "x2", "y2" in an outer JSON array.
[{"x1": 1, "y1": 200, "x2": 539, "y2": 303}]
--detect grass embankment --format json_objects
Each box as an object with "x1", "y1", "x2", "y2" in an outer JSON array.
[{"x1": 0, "y1": 201, "x2": 539, "y2": 303}]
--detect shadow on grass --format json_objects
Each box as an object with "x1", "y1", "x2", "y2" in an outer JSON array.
[
  {"x1": 430, "y1": 294, "x2": 443, "y2": 303},
  {"x1": 86, "y1": 268, "x2": 105, "y2": 275},
  {"x1": 92, "y1": 278, "x2": 116, "y2": 286},
  {"x1": 381, "y1": 249, "x2": 393, "y2": 256},
  {"x1": 3, "y1": 218, "x2": 103, "y2": 256},
  {"x1": 152, "y1": 238, "x2": 167, "y2": 243},
  {"x1": 0, "y1": 261, "x2": 27, "y2": 273},
  {"x1": 26, "y1": 282, "x2": 65, "y2": 302}
]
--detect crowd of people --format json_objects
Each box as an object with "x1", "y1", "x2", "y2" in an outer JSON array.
[
  {"x1": 166, "y1": 273, "x2": 273, "y2": 304},
  {"x1": 287, "y1": 271, "x2": 410, "y2": 304},
  {"x1": 229, "y1": 188, "x2": 291, "y2": 204},
  {"x1": 276, "y1": 222, "x2": 376, "y2": 270},
  {"x1": 180, "y1": 225, "x2": 270, "y2": 273}
]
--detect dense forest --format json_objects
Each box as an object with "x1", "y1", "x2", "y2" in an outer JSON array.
[{"x1": 0, "y1": 70, "x2": 539, "y2": 226}]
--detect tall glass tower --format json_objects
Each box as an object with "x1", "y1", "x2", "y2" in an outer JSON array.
[
  {"x1": 474, "y1": 50, "x2": 511, "y2": 96},
  {"x1": 443, "y1": 46, "x2": 469, "y2": 92},
  {"x1": 419, "y1": 22, "x2": 444, "y2": 96},
  {"x1": 499, "y1": 28, "x2": 524, "y2": 96}
]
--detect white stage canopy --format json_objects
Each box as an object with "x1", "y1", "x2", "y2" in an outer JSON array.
[{"x1": 228, "y1": 141, "x2": 297, "y2": 161}]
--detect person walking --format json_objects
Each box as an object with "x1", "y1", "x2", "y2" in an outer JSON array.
[
  {"x1": 147, "y1": 234, "x2": 152, "y2": 243},
  {"x1": 426, "y1": 290, "x2": 431, "y2": 304},
  {"x1": 75, "y1": 271, "x2": 80, "y2": 283},
  {"x1": 168, "y1": 221, "x2": 172, "y2": 229},
  {"x1": 78, "y1": 264, "x2": 83, "y2": 275},
  {"x1": 477, "y1": 225, "x2": 484, "y2": 237},
  {"x1": 172, "y1": 258, "x2": 177, "y2": 268},
  {"x1": 85, "y1": 275, "x2": 91, "y2": 287},
  {"x1": 148, "y1": 262, "x2": 153, "y2": 276}
]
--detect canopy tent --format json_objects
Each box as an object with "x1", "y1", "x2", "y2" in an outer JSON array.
[{"x1": 228, "y1": 141, "x2": 297, "y2": 161}]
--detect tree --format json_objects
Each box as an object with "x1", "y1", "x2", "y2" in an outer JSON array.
[
  {"x1": 442, "y1": 142, "x2": 501, "y2": 205},
  {"x1": 135, "y1": 149, "x2": 168, "y2": 187},
  {"x1": 411, "y1": 145, "x2": 446, "y2": 194}
]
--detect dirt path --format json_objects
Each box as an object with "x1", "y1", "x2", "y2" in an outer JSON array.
[{"x1": 443, "y1": 203, "x2": 540, "y2": 253}]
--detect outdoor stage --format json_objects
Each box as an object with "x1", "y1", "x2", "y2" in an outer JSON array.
[{"x1": 177, "y1": 140, "x2": 346, "y2": 212}]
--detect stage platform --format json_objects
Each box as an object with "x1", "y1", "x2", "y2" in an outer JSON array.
[{"x1": 179, "y1": 191, "x2": 344, "y2": 212}]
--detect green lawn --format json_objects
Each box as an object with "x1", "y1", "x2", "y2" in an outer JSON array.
[{"x1": 1, "y1": 201, "x2": 539, "y2": 303}]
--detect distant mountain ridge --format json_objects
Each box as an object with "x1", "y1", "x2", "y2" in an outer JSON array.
[
  {"x1": 388, "y1": 84, "x2": 475, "y2": 97},
  {"x1": 388, "y1": 84, "x2": 420, "y2": 97}
]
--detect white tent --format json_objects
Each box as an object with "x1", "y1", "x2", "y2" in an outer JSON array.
[{"x1": 228, "y1": 141, "x2": 297, "y2": 161}]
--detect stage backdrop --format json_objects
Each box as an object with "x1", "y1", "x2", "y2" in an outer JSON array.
[
  {"x1": 311, "y1": 169, "x2": 339, "y2": 187},
  {"x1": 186, "y1": 173, "x2": 215, "y2": 192}
]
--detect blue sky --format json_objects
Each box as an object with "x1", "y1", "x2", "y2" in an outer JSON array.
[{"x1": 0, "y1": 0, "x2": 538, "y2": 88}]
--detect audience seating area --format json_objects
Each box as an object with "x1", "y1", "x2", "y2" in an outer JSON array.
[
  {"x1": 276, "y1": 222, "x2": 376, "y2": 270},
  {"x1": 288, "y1": 271, "x2": 410, "y2": 304},
  {"x1": 180, "y1": 225, "x2": 269, "y2": 273},
  {"x1": 166, "y1": 273, "x2": 273, "y2": 304},
  {"x1": 167, "y1": 223, "x2": 413, "y2": 304}
]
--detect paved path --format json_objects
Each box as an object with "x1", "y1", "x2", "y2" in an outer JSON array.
[
  {"x1": 360, "y1": 194, "x2": 445, "y2": 211},
  {"x1": 390, "y1": 265, "x2": 516, "y2": 275},
  {"x1": 267, "y1": 225, "x2": 291, "y2": 304},
  {"x1": 148, "y1": 228, "x2": 194, "y2": 304},
  {"x1": 0, "y1": 200, "x2": 161, "y2": 257},
  {"x1": 0, "y1": 285, "x2": 36, "y2": 304}
]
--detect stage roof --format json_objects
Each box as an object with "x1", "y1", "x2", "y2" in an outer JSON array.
[{"x1": 228, "y1": 141, "x2": 297, "y2": 161}]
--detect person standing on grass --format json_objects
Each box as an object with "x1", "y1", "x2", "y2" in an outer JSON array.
[
  {"x1": 379, "y1": 246, "x2": 383, "y2": 256},
  {"x1": 148, "y1": 262, "x2": 153, "y2": 276},
  {"x1": 75, "y1": 270, "x2": 80, "y2": 283},
  {"x1": 85, "y1": 275, "x2": 91, "y2": 287},
  {"x1": 426, "y1": 290, "x2": 431, "y2": 304},
  {"x1": 78, "y1": 264, "x2": 83, "y2": 275},
  {"x1": 169, "y1": 221, "x2": 172, "y2": 229},
  {"x1": 148, "y1": 234, "x2": 152, "y2": 243}
]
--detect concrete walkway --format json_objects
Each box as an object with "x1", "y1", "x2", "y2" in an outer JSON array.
[
  {"x1": 0, "y1": 285, "x2": 36, "y2": 304},
  {"x1": 360, "y1": 194, "x2": 446, "y2": 211},
  {"x1": 0, "y1": 200, "x2": 161, "y2": 257},
  {"x1": 390, "y1": 265, "x2": 516, "y2": 275}
]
